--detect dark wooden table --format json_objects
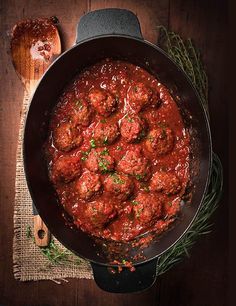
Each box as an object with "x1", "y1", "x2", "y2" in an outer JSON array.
[{"x1": 0, "y1": 1, "x2": 228, "y2": 305}]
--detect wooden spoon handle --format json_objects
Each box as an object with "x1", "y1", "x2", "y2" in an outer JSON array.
[
  {"x1": 11, "y1": 17, "x2": 61, "y2": 247},
  {"x1": 33, "y1": 215, "x2": 51, "y2": 247}
]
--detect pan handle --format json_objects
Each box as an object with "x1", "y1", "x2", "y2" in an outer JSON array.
[
  {"x1": 76, "y1": 8, "x2": 143, "y2": 44},
  {"x1": 91, "y1": 258, "x2": 158, "y2": 293}
]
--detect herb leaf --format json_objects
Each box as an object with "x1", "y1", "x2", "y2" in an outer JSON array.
[
  {"x1": 100, "y1": 148, "x2": 109, "y2": 156},
  {"x1": 75, "y1": 99, "x2": 83, "y2": 109},
  {"x1": 111, "y1": 173, "x2": 125, "y2": 184},
  {"x1": 90, "y1": 139, "x2": 96, "y2": 148},
  {"x1": 103, "y1": 136, "x2": 109, "y2": 145}
]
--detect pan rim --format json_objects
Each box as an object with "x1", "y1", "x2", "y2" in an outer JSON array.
[{"x1": 23, "y1": 34, "x2": 212, "y2": 267}]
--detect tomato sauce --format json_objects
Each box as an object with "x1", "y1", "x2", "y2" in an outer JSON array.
[{"x1": 45, "y1": 58, "x2": 190, "y2": 242}]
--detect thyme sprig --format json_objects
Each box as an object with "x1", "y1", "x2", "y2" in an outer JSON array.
[
  {"x1": 156, "y1": 26, "x2": 223, "y2": 275},
  {"x1": 158, "y1": 26, "x2": 209, "y2": 115},
  {"x1": 26, "y1": 226, "x2": 82, "y2": 265}
]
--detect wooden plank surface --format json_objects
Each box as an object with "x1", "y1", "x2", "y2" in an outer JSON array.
[{"x1": 0, "y1": 0, "x2": 227, "y2": 305}]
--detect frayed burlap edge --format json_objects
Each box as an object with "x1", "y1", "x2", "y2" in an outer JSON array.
[{"x1": 13, "y1": 93, "x2": 93, "y2": 282}]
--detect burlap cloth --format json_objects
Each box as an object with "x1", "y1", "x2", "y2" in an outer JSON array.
[{"x1": 13, "y1": 93, "x2": 93, "y2": 282}]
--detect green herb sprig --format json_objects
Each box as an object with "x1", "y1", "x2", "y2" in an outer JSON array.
[
  {"x1": 156, "y1": 26, "x2": 223, "y2": 275},
  {"x1": 158, "y1": 26, "x2": 209, "y2": 116},
  {"x1": 26, "y1": 226, "x2": 82, "y2": 266}
]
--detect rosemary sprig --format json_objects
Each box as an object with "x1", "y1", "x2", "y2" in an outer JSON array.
[
  {"x1": 26, "y1": 226, "x2": 82, "y2": 265},
  {"x1": 158, "y1": 26, "x2": 209, "y2": 116},
  {"x1": 156, "y1": 26, "x2": 223, "y2": 275}
]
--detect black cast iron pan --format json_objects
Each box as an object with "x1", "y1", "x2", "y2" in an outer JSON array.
[{"x1": 23, "y1": 9, "x2": 212, "y2": 293}]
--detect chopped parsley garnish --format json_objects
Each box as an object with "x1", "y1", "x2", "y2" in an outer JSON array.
[
  {"x1": 92, "y1": 206, "x2": 97, "y2": 213},
  {"x1": 142, "y1": 185, "x2": 150, "y2": 192},
  {"x1": 122, "y1": 259, "x2": 127, "y2": 265},
  {"x1": 135, "y1": 174, "x2": 145, "y2": 181},
  {"x1": 100, "y1": 148, "x2": 109, "y2": 156},
  {"x1": 103, "y1": 136, "x2": 109, "y2": 144},
  {"x1": 98, "y1": 157, "x2": 111, "y2": 173},
  {"x1": 148, "y1": 135, "x2": 154, "y2": 142},
  {"x1": 111, "y1": 173, "x2": 124, "y2": 185},
  {"x1": 90, "y1": 139, "x2": 96, "y2": 148},
  {"x1": 116, "y1": 146, "x2": 122, "y2": 150},
  {"x1": 127, "y1": 117, "x2": 134, "y2": 123},
  {"x1": 136, "y1": 207, "x2": 144, "y2": 218},
  {"x1": 98, "y1": 161, "x2": 107, "y2": 171},
  {"x1": 81, "y1": 150, "x2": 90, "y2": 161},
  {"x1": 75, "y1": 99, "x2": 83, "y2": 109},
  {"x1": 131, "y1": 200, "x2": 139, "y2": 206},
  {"x1": 100, "y1": 119, "x2": 107, "y2": 123},
  {"x1": 82, "y1": 150, "x2": 90, "y2": 156}
]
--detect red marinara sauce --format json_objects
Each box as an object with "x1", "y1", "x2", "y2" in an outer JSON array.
[{"x1": 45, "y1": 58, "x2": 190, "y2": 242}]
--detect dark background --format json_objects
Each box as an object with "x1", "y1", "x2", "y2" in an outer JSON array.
[{"x1": 0, "y1": 0, "x2": 228, "y2": 305}]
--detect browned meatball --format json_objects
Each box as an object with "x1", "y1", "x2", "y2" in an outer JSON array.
[
  {"x1": 92, "y1": 122, "x2": 119, "y2": 147},
  {"x1": 127, "y1": 82, "x2": 159, "y2": 113},
  {"x1": 70, "y1": 99, "x2": 92, "y2": 127},
  {"x1": 132, "y1": 192, "x2": 162, "y2": 225},
  {"x1": 83, "y1": 199, "x2": 117, "y2": 229},
  {"x1": 117, "y1": 147, "x2": 151, "y2": 181},
  {"x1": 85, "y1": 148, "x2": 115, "y2": 173},
  {"x1": 53, "y1": 121, "x2": 83, "y2": 152},
  {"x1": 104, "y1": 173, "x2": 134, "y2": 200},
  {"x1": 88, "y1": 88, "x2": 117, "y2": 117},
  {"x1": 120, "y1": 115, "x2": 147, "y2": 143},
  {"x1": 150, "y1": 171, "x2": 181, "y2": 195},
  {"x1": 145, "y1": 127, "x2": 175, "y2": 155},
  {"x1": 74, "y1": 171, "x2": 102, "y2": 200},
  {"x1": 50, "y1": 156, "x2": 81, "y2": 183}
]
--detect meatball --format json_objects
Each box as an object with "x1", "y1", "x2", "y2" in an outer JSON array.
[
  {"x1": 117, "y1": 147, "x2": 151, "y2": 181},
  {"x1": 85, "y1": 148, "x2": 115, "y2": 173},
  {"x1": 120, "y1": 115, "x2": 147, "y2": 143},
  {"x1": 75, "y1": 171, "x2": 102, "y2": 200},
  {"x1": 53, "y1": 121, "x2": 83, "y2": 152},
  {"x1": 70, "y1": 99, "x2": 92, "y2": 127},
  {"x1": 88, "y1": 88, "x2": 117, "y2": 117},
  {"x1": 50, "y1": 155, "x2": 81, "y2": 183},
  {"x1": 104, "y1": 173, "x2": 134, "y2": 200},
  {"x1": 150, "y1": 171, "x2": 181, "y2": 195},
  {"x1": 145, "y1": 127, "x2": 175, "y2": 155},
  {"x1": 83, "y1": 199, "x2": 117, "y2": 229},
  {"x1": 92, "y1": 122, "x2": 119, "y2": 147},
  {"x1": 132, "y1": 192, "x2": 162, "y2": 225},
  {"x1": 127, "y1": 82, "x2": 159, "y2": 113}
]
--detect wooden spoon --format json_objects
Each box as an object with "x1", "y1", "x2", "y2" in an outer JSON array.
[{"x1": 10, "y1": 17, "x2": 61, "y2": 246}]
